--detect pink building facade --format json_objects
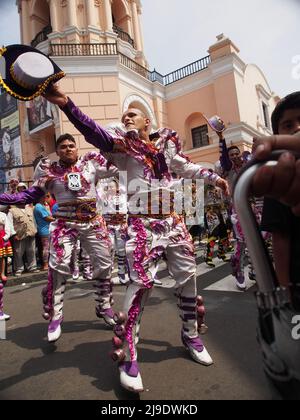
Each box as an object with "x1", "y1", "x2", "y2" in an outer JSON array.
[{"x1": 16, "y1": 0, "x2": 278, "y2": 180}]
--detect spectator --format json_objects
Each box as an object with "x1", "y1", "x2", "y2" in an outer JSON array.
[
  {"x1": 258, "y1": 92, "x2": 300, "y2": 290},
  {"x1": 34, "y1": 193, "x2": 55, "y2": 271},
  {"x1": 16, "y1": 182, "x2": 27, "y2": 193},
  {"x1": 8, "y1": 203, "x2": 39, "y2": 276}
]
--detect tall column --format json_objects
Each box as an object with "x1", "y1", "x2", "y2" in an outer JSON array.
[
  {"x1": 67, "y1": 0, "x2": 78, "y2": 28},
  {"x1": 86, "y1": 0, "x2": 97, "y2": 27},
  {"x1": 19, "y1": 0, "x2": 32, "y2": 44},
  {"x1": 48, "y1": 0, "x2": 59, "y2": 32},
  {"x1": 131, "y1": 0, "x2": 142, "y2": 51},
  {"x1": 103, "y1": 0, "x2": 113, "y2": 32},
  {"x1": 136, "y1": 4, "x2": 144, "y2": 52}
]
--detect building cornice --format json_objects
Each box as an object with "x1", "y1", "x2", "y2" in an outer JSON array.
[
  {"x1": 164, "y1": 53, "x2": 246, "y2": 102},
  {"x1": 209, "y1": 53, "x2": 246, "y2": 80},
  {"x1": 50, "y1": 55, "x2": 119, "y2": 76},
  {"x1": 164, "y1": 68, "x2": 211, "y2": 101}
]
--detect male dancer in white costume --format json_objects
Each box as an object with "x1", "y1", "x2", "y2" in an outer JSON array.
[
  {"x1": 0, "y1": 134, "x2": 118, "y2": 342},
  {"x1": 44, "y1": 84, "x2": 229, "y2": 393}
]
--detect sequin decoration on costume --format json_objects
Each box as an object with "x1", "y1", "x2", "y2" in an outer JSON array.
[
  {"x1": 36, "y1": 152, "x2": 107, "y2": 197},
  {"x1": 51, "y1": 220, "x2": 78, "y2": 264}
]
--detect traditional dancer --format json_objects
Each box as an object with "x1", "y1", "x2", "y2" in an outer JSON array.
[
  {"x1": 215, "y1": 119, "x2": 255, "y2": 290},
  {"x1": 0, "y1": 212, "x2": 12, "y2": 321},
  {"x1": 43, "y1": 84, "x2": 229, "y2": 393},
  {"x1": 98, "y1": 177, "x2": 129, "y2": 285},
  {"x1": 0, "y1": 45, "x2": 123, "y2": 341},
  {"x1": 204, "y1": 185, "x2": 230, "y2": 268},
  {"x1": 0, "y1": 134, "x2": 119, "y2": 342}
]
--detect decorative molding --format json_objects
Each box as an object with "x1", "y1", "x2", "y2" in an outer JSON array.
[
  {"x1": 209, "y1": 53, "x2": 245, "y2": 80},
  {"x1": 95, "y1": 0, "x2": 101, "y2": 6},
  {"x1": 164, "y1": 69, "x2": 211, "y2": 101},
  {"x1": 51, "y1": 55, "x2": 119, "y2": 76},
  {"x1": 117, "y1": 38, "x2": 136, "y2": 60},
  {"x1": 61, "y1": 0, "x2": 67, "y2": 7},
  {"x1": 256, "y1": 84, "x2": 272, "y2": 101}
]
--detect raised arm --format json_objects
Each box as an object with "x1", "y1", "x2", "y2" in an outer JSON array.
[
  {"x1": 218, "y1": 134, "x2": 232, "y2": 172},
  {"x1": 0, "y1": 186, "x2": 44, "y2": 205},
  {"x1": 61, "y1": 98, "x2": 114, "y2": 152},
  {"x1": 43, "y1": 84, "x2": 114, "y2": 152},
  {"x1": 164, "y1": 133, "x2": 229, "y2": 195}
]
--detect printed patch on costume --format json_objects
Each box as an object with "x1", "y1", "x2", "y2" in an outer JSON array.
[{"x1": 67, "y1": 173, "x2": 82, "y2": 191}]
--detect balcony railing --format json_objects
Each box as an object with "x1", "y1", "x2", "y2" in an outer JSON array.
[
  {"x1": 119, "y1": 54, "x2": 210, "y2": 86},
  {"x1": 163, "y1": 56, "x2": 211, "y2": 85},
  {"x1": 31, "y1": 25, "x2": 52, "y2": 48},
  {"x1": 49, "y1": 42, "x2": 210, "y2": 86},
  {"x1": 119, "y1": 53, "x2": 152, "y2": 79},
  {"x1": 50, "y1": 43, "x2": 118, "y2": 56},
  {"x1": 113, "y1": 25, "x2": 135, "y2": 48}
]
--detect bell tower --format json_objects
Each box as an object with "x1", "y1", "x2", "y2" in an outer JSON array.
[
  {"x1": 17, "y1": 0, "x2": 146, "y2": 65},
  {"x1": 15, "y1": 0, "x2": 169, "y2": 167}
]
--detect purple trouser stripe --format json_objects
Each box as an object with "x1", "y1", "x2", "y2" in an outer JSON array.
[
  {"x1": 178, "y1": 306, "x2": 197, "y2": 312},
  {"x1": 47, "y1": 267, "x2": 54, "y2": 316},
  {"x1": 0, "y1": 285, "x2": 3, "y2": 312},
  {"x1": 180, "y1": 297, "x2": 196, "y2": 304}
]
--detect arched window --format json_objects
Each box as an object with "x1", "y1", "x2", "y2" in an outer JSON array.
[
  {"x1": 185, "y1": 113, "x2": 209, "y2": 150},
  {"x1": 111, "y1": 0, "x2": 134, "y2": 47},
  {"x1": 30, "y1": 0, "x2": 51, "y2": 48}
]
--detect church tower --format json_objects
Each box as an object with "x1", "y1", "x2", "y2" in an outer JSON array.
[
  {"x1": 18, "y1": 0, "x2": 146, "y2": 65},
  {"x1": 16, "y1": 0, "x2": 164, "y2": 166},
  {"x1": 15, "y1": 2, "x2": 277, "y2": 183}
]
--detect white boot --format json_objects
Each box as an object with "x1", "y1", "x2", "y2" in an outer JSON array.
[
  {"x1": 0, "y1": 312, "x2": 10, "y2": 321},
  {"x1": 119, "y1": 361, "x2": 144, "y2": 393},
  {"x1": 48, "y1": 318, "x2": 63, "y2": 343},
  {"x1": 182, "y1": 331, "x2": 213, "y2": 366}
]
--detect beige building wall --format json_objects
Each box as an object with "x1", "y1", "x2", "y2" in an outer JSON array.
[
  {"x1": 59, "y1": 74, "x2": 121, "y2": 151},
  {"x1": 15, "y1": 1, "x2": 278, "y2": 182}
]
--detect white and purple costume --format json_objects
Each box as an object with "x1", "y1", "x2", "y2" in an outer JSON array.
[
  {"x1": 0, "y1": 152, "x2": 118, "y2": 339},
  {"x1": 99, "y1": 183, "x2": 128, "y2": 285},
  {"x1": 59, "y1": 98, "x2": 223, "y2": 391}
]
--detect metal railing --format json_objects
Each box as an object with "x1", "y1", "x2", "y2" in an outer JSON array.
[
  {"x1": 119, "y1": 54, "x2": 210, "y2": 86},
  {"x1": 119, "y1": 53, "x2": 152, "y2": 79},
  {"x1": 49, "y1": 42, "x2": 210, "y2": 86},
  {"x1": 31, "y1": 25, "x2": 52, "y2": 48},
  {"x1": 113, "y1": 25, "x2": 135, "y2": 48},
  {"x1": 163, "y1": 55, "x2": 211, "y2": 85},
  {"x1": 50, "y1": 43, "x2": 118, "y2": 56}
]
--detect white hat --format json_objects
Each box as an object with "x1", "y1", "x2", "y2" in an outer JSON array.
[{"x1": 17, "y1": 182, "x2": 27, "y2": 189}]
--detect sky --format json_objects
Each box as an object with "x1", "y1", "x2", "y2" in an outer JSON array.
[{"x1": 0, "y1": 0, "x2": 299, "y2": 97}]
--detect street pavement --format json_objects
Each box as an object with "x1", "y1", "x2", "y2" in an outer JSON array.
[{"x1": 0, "y1": 247, "x2": 272, "y2": 400}]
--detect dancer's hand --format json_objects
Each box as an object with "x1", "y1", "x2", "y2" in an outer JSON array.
[
  {"x1": 216, "y1": 177, "x2": 230, "y2": 196},
  {"x1": 43, "y1": 83, "x2": 68, "y2": 108},
  {"x1": 251, "y1": 133, "x2": 300, "y2": 215}
]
